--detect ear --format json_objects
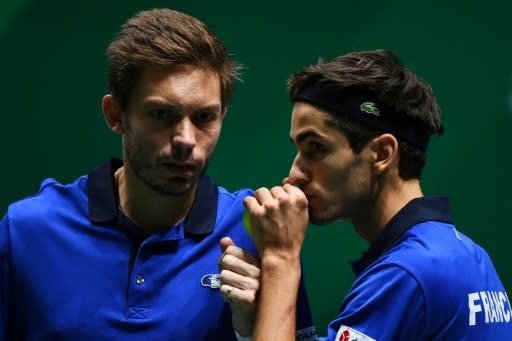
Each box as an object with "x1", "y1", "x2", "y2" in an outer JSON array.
[
  {"x1": 369, "y1": 133, "x2": 399, "y2": 175},
  {"x1": 102, "y1": 94, "x2": 125, "y2": 134}
]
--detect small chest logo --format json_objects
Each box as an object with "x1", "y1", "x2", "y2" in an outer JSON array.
[{"x1": 201, "y1": 274, "x2": 221, "y2": 289}]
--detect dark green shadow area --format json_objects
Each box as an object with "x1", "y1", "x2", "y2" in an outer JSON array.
[{"x1": 0, "y1": 0, "x2": 31, "y2": 39}]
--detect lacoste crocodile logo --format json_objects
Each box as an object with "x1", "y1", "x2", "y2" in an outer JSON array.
[{"x1": 360, "y1": 102, "x2": 380, "y2": 116}]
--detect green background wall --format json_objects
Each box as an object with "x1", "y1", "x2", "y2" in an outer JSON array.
[{"x1": 1, "y1": 0, "x2": 511, "y2": 334}]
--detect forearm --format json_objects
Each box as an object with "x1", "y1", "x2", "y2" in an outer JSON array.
[{"x1": 253, "y1": 254, "x2": 301, "y2": 341}]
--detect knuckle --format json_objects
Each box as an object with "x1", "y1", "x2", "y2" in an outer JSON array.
[
  {"x1": 225, "y1": 245, "x2": 236, "y2": 255},
  {"x1": 270, "y1": 186, "x2": 282, "y2": 195},
  {"x1": 249, "y1": 268, "x2": 261, "y2": 279},
  {"x1": 248, "y1": 291, "x2": 258, "y2": 303},
  {"x1": 263, "y1": 201, "x2": 279, "y2": 212},
  {"x1": 219, "y1": 269, "x2": 230, "y2": 280},
  {"x1": 222, "y1": 254, "x2": 236, "y2": 266},
  {"x1": 219, "y1": 284, "x2": 228, "y2": 294},
  {"x1": 254, "y1": 187, "x2": 267, "y2": 196},
  {"x1": 271, "y1": 186, "x2": 287, "y2": 199},
  {"x1": 296, "y1": 195, "x2": 308, "y2": 206},
  {"x1": 252, "y1": 209, "x2": 265, "y2": 219},
  {"x1": 248, "y1": 279, "x2": 260, "y2": 291}
]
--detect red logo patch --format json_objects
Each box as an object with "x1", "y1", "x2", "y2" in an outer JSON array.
[
  {"x1": 335, "y1": 325, "x2": 376, "y2": 341},
  {"x1": 340, "y1": 329, "x2": 350, "y2": 341}
]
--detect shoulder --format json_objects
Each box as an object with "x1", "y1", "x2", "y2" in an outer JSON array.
[
  {"x1": 217, "y1": 186, "x2": 254, "y2": 201},
  {"x1": 385, "y1": 221, "x2": 494, "y2": 282},
  {"x1": 350, "y1": 261, "x2": 424, "y2": 304},
  {"x1": 354, "y1": 222, "x2": 465, "y2": 312},
  {"x1": 335, "y1": 263, "x2": 425, "y2": 340},
  {"x1": 214, "y1": 186, "x2": 256, "y2": 252},
  {"x1": 5, "y1": 175, "x2": 88, "y2": 228},
  {"x1": 215, "y1": 186, "x2": 254, "y2": 218},
  {"x1": 216, "y1": 186, "x2": 254, "y2": 215},
  {"x1": 375, "y1": 221, "x2": 507, "y2": 328}
]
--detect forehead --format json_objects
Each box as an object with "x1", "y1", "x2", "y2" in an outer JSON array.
[
  {"x1": 131, "y1": 64, "x2": 222, "y2": 107},
  {"x1": 290, "y1": 102, "x2": 341, "y2": 140}
]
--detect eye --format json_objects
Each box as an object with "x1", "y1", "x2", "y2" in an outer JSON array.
[
  {"x1": 195, "y1": 111, "x2": 216, "y2": 125},
  {"x1": 303, "y1": 140, "x2": 328, "y2": 159},
  {"x1": 149, "y1": 109, "x2": 169, "y2": 120},
  {"x1": 310, "y1": 141, "x2": 327, "y2": 153}
]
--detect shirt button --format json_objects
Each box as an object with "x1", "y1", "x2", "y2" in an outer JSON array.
[{"x1": 136, "y1": 275, "x2": 145, "y2": 285}]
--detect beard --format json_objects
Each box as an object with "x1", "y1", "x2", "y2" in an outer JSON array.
[{"x1": 123, "y1": 130, "x2": 209, "y2": 197}]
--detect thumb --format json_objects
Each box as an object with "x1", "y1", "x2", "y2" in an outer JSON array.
[{"x1": 220, "y1": 236, "x2": 235, "y2": 252}]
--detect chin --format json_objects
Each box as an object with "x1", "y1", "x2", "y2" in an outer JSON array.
[
  {"x1": 309, "y1": 213, "x2": 331, "y2": 226},
  {"x1": 155, "y1": 184, "x2": 194, "y2": 196},
  {"x1": 310, "y1": 208, "x2": 347, "y2": 226},
  {"x1": 147, "y1": 177, "x2": 197, "y2": 196}
]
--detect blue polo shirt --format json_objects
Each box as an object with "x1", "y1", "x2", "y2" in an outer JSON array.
[
  {"x1": 320, "y1": 196, "x2": 512, "y2": 341},
  {"x1": 0, "y1": 158, "x2": 316, "y2": 340}
]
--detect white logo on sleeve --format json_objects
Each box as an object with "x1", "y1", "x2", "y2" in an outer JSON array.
[
  {"x1": 335, "y1": 325, "x2": 376, "y2": 341},
  {"x1": 468, "y1": 290, "x2": 512, "y2": 325}
]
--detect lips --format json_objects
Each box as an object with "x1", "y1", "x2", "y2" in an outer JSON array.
[{"x1": 163, "y1": 162, "x2": 197, "y2": 175}]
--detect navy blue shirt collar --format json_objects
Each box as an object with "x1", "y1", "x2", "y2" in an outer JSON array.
[
  {"x1": 88, "y1": 158, "x2": 218, "y2": 235},
  {"x1": 350, "y1": 196, "x2": 453, "y2": 277}
]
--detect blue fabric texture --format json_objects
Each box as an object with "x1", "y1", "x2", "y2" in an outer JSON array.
[
  {"x1": 0, "y1": 158, "x2": 315, "y2": 340},
  {"x1": 320, "y1": 196, "x2": 512, "y2": 340}
]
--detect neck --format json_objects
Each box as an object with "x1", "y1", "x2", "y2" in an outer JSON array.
[
  {"x1": 115, "y1": 166, "x2": 196, "y2": 235},
  {"x1": 352, "y1": 176, "x2": 423, "y2": 245}
]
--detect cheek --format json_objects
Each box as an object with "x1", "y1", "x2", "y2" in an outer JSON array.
[
  {"x1": 340, "y1": 161, "x2": 372, "y2": 203},
  {"x1": 198, "y1": 128, "x2": 222, "y2": 153},
  {"x1": 318, "y1": 162, "x2": 351, "y2": 191},
  {"x1": 318, "y1": 158, "x2": 369, "y2": 200},
  {"x1": 126, "y1": 129, "x2": 165, "y2": 154}
]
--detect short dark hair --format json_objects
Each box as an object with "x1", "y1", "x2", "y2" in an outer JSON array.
[
  {"x1": 106, "y1": 8, "x2": 240, "y2": 111},
  {"x1": 288, "y1": 49, "x2": 443, "y2": 180}
]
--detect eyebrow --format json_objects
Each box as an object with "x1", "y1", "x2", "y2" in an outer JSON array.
[
  {"x1": 290, "y1": 130, "x2": 323, "y2": 145},
  {"x1": 142, "y1": 98, "x2": 179, "y2": 109},
  {"x1": 142, "y1": 99, "x2": 222, "y2": 113}
]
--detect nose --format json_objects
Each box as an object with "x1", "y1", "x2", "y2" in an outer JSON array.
[
  {"x1": 172, "y1": 118, "x2": 196, "y2": 154},
  {"x1": 284, "y1": 154, "x2": 309, "y2": 187}
]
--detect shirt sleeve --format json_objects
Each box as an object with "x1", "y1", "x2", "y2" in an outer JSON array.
[{"x1": 321, "y1": 263, "x2": 426, "y2": 341}]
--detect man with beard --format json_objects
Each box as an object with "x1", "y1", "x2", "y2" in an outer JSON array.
[
  {"x1": 0, "y1": 8, "x2": 316, "y2": 341},
  {"x1": 219, "y1": 49, "x2": 512, "y2": 340}
]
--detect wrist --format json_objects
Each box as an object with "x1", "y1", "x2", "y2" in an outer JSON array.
[
  {"x1": 261, "y1": 251, "x2": 301, "y2": 268},
  {"x1": 261, "y1": 253, "x2": 301, "y2": 280}
]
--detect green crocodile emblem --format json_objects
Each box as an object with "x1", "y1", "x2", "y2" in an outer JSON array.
[{"x1": 360, "y1": 102, "x2": 380, "y2": 116}]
